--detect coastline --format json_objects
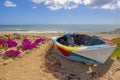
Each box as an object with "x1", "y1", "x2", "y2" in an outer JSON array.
[
  {"x1": 0, "y1": 29, "x2": 119, "y2": 39},
  {"x1": 0, "y1": 29, "x2": 120, "y2": 80}
]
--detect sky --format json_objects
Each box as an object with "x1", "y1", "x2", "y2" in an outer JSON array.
[{"x1": 0, "y1": 0, "x2": 120, "y2": 25}]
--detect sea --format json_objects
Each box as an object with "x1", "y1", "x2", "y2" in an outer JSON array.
[{"x1": 0, "y1": 25, "x2": 120, "y2": 33}]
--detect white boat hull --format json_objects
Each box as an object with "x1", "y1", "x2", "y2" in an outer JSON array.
[{"x1": 72, "y1": 46, "x2": 116, "y2": 63}]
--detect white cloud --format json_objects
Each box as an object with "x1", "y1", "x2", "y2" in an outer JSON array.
[
  {"x1": 46, "y1": 0, "x2": 80, "y2": 10},
  {"x1": 32, "y1": 0, "x2": 81, "y2": 10},
  {"x1": 33, "y1": 6, "x2": 37, "y2": 9},
  {"x1": 32, "y1": 0, "x2": 44, "y2": 4},
  {"x1": 82, "y1": 0, "x2": 113, "y2": 6},
  {"x1": 82, "y1": 0, "x2": 120, "y2": 10},
  {"x1": 31, "y1": 0, "x2": 120, "y2": 10},
  {"x1": 4, "y1": 0, "x2": 16, "y2": 7}
]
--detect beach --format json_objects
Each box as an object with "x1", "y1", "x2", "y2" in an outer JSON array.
[
  {"x1": 1, "y1": 0, "x2": 120, "y2": 79},
  {"x1": 0, "y1": 30, "x2": 120, "y2": 80}
]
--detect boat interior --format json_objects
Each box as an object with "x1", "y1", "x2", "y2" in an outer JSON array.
[{"x1": 57, "y1": 34, "x2": 105, "y2": 46}]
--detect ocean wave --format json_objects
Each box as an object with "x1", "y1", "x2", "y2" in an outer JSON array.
[
  {"x1": 0, "y1": 30, "x2": 66, "y2": 33},
  {"x1": 0, "y1": 25, "x2": 120, "y2": 33}
]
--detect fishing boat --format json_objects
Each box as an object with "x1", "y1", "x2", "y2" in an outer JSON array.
[{"x1": 52, "y1": 34, "x2": 116, "y2": 64}]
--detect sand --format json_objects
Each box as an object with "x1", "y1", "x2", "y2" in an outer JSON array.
[{"x1": 0, "y1": 32, "x2": 120, "y2": 80}]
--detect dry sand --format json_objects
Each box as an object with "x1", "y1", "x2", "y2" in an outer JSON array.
[{"x1": 0, "y1": 32, "x2": 120, "y2": 80}]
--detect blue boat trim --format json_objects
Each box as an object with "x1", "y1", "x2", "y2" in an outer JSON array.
[{"x1": 87, "y1": 44, "x2": 108, "y2": 49}]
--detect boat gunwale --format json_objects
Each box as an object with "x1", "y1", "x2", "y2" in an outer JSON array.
[{"x1": 52, "y1": 36, "x2": 116, "y2": 51}]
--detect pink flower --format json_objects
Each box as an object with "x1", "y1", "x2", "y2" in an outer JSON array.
[
  {"x1": 0, "y1": 39, "x2": 18, "y2": 47},
  {"x1": 5, "y1": 50, "x2": 21, "y2": 57},
  {"x1": 22, "y1": 38, "x2": 46, "y2": 50},
  {"x1": 22, "y1": 38, "x2": 31, "y2": 50},
  {"x1": 34, "y1": 38, "x2": 45, "y2": 44},
  {"x1": 6, "y1": 40, "x2": 18, "y2": 47},
  {"x1": 0, "y1": 40, "x2": 6, "y2": 44},
  {"x1": 23, "y1": 38, "x2": 31, "y2": 43},
  {"x1": 30, "y1": 42, "x2": 38, "y2": 49}
]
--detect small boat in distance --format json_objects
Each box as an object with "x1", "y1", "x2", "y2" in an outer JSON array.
[{"x1": 52, "y1": 34, "x2": 116, "y2": 64}]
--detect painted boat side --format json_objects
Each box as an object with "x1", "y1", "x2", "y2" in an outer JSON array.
[
  {"x1": 52, "y1": 36, "x2": 116, "y2": 64},
  {"x1": 72, "y1": 46, "x2": 116, "y2": 63},
  {"x1": 55, "y1": 46, "x2": 101, "y2": 64}
]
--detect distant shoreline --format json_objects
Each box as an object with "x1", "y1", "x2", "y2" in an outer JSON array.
[
  {"x1": 0, "y1": 25, "x2": 119, "y2": 33},
  {"x1": 0, "y1": 28, "x2": 119, "y2": 33}
]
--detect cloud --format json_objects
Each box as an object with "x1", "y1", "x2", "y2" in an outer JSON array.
[
  {"x1": 4, "y1": 0, "x2": 16, "y2": 7},
  {"x1": 82, "y1": 0, "x2": 113, "y2": 6},
  {"x1": 82, "y1": 0, "x2": 120, "y2": 10},
  {"x1": 32, "y1": 0, "x2": 81, "y2": 10},
  {"x1": 31, "y1": 0, "x2": 120, "y2": 10},
  {"x1": 32, "y1": 0, "x2": 44, "y2": 4},
  {"x1": 33, "y1": 6, "x2": 37, "y2": 9}
]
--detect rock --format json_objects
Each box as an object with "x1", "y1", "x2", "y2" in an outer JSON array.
[
  {"x1": 3, "y1": 61, "x2": 8, "y2": 65},
  {"x1": 0, "y1": 77, "x2": 7, "y2": 80},
  {"x1": 110, "y1": 28, "x2": 120, "y2": 34},
  {"x1": 18, "y1": 53, "x2": 25, "y2": 58},
  {"x1": 3, "y1": 58, "x2": 13, "y2": 65},
  {"x1": 87, "y1": 66, "x2": 93, "y2": 73}
]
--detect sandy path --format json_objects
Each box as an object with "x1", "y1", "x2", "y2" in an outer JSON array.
[{"x1": 0, "y1": 40, "x2": 56, "y2": 80}]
